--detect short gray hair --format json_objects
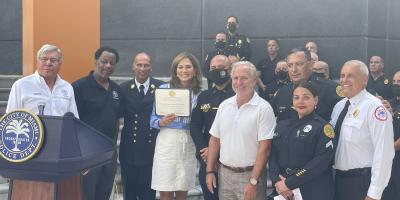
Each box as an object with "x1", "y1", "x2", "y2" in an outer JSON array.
[
  {"x1": 343, "y1": 60, "x2": 369, "y2": 76},
  {"x1": 36, "y1": 44, "x2": 62, "y2": 61},
  {"x1": 231, "y1": 61, "x2": 257, "y2": 80}
]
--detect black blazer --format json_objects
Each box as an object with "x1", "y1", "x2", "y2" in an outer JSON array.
[{"x1": 119, "y1": 77, "x2": 164, "y2": 165}]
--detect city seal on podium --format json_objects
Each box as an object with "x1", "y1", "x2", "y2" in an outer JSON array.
[{"x1": 0, "y1": 110, "x2": 44, "y2": 163}]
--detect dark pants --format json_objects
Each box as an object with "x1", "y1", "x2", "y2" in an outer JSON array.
[
  {"x1": 199, "y1": 162, "x2": 219, "y2": 200},
  {"x1": 82, "y1": 155, "x2": 117, "y2": 200},
  {"x1": 120, "y1": 162, "x2": 155, "y2": 200},
  {"x1": 382, "y1": 161, "x2": 400, "y2": 200},
  {"x1": 334, "y1": 168, "x2": 371, "y2": 200}
]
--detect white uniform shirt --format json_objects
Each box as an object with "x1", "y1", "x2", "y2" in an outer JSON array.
[
  {"x1": 6, "y1": 71, "x2": 79, "y2": 118},
  {"x1": 330, "y1": 89, "x2": 394, "y2": 199},
  {"x1": 209, "y1": 92, "x2": 276, "y2": 167},
  {"x1": 134, "y1": 77, "x2": 150, "y2": 95}
]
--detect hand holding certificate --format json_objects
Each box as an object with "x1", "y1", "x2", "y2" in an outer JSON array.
[
  {"x1": 155, "y1": 88, "x2": 191, "y2": 117},
  {"x1": 274, "y1": 188, "x2": 303, "y2": 200}
]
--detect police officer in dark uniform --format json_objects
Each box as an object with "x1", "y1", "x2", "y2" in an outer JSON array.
[
  {"x1": 382, "y1": 70, "x2": 400, "y2": 200},
  {"x1": 119, "y1": 52, "x2": 164, "y2": 200},
  {"x1": 204, "y1": 31, "x2": 235, "y2": 89},
  {"x1": 256, "y1": 38, "x2": 282, "y2": 91},
  {"x1": 269, "y1": 82, "x2": 336, "y2": 200},
  {"x1": 226, "y1": 15, "x2": 251, "y2": 61},
  {"x1": 190, "y1": 55, "x2": 234, "y2": 200},
  {"x1": 262, "y1": 60, "x2": 289, "y2": 102},
  {"x1": 367, "y1": 56, "x2": 393, "y2": 99},
  {"x1": 271, "y1": 48, "x2": 342, "y2": 122},
  {"x1": 72, "y1": 47, "x2": 123, "y2": 200}
]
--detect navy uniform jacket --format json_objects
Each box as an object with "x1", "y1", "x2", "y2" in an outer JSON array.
[
  {"x1": 269, "y1": 112, "x2": 336, "y2": 200},
  {"x1": 119, "y1": 77, "x2": 164, "y2": 165},
  {"x1": 72, "y1": 71, "x2": 123, "y2": 141},
  {"x1": 227, "y1": 33, "x2": 251, "y2": 61},
  {"x1": 367, "y1": 74, "x2": 393, "y2": 100},
  {"x1": 272, "y1": 75, "x2": 342, "y2": 122},
  {"x1": 190, "y1": 83, "x2": 235, "y2": 162}
]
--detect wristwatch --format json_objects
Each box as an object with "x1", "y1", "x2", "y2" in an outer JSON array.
[{"x1": 249, "y1": 177, "x2": 258, "y2": 186}]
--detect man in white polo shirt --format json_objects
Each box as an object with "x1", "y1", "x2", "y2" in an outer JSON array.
[{"x1": 206, "y1": 61, "x2": 276, "y2": 200}]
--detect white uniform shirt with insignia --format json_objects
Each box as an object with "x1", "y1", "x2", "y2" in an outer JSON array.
[
  {"x1": 6, "y1": 71, "x2": 79, "y2": 118},
  {"x1": 330, "y1": 89, "x2": 394, "y2": 199}
]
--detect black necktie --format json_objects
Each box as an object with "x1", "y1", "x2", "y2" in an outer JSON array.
[
  {"x1": 139, "y1": 85, "x2": 145, "y2": 97},
  {"x1": 334, "y1": 100, "x2": 350, "y2": 138}
]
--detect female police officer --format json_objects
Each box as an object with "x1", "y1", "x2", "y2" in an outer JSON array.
[{"x1": 269, "y1": 81, "x2": 336, "y2": 200}]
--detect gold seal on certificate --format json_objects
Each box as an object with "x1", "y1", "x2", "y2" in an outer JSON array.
[{"x1": 155, "y1": 89, "x2": 191, "y2": 117}]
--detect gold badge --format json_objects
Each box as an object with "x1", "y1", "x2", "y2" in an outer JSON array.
[
  {"x1": 200, "y1": 104, "x2": 211, "y2": 112},
  {"x1": 151, "y1": 84, "x2": 155, "y2": 89},
  {"x1": 353, "y1": 109, "x2": 360, "y2": 118},
  {"x1": 169, "y1": 91, "x2": 176, "y2": 97},
  {"x1": 130, "y1": 84, "x2": 135, "y2": 89},
  {"x1": 384, "y1": 79, "x2": 389, "y2": 85},
  {"x1": 336, "y1": 85, "x2": 345, "y2": 97},
  {"x1": 323, "y1": 124, "x2": 335, "y2": 139}
]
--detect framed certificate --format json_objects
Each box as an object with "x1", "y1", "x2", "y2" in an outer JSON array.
[{"x1": 155, "y1": 89, "x2": 191, "y2": 117}]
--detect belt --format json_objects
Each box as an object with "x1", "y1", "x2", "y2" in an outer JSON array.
[
  {"x1": 221, "y1": 163, "x2": 253, "y2": 173},
  {"x1": 336, "y1": 167, "x2": 371, "y2": 177}
]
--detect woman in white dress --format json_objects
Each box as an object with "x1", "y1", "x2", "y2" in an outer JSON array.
[{"x1": 150, "y1": 52, "x2": 203, "y2": 200}]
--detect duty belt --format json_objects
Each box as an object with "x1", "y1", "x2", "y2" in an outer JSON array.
[
  {"x1": 221, "y1": 163, "x2": 253, "y2": 173},
  {"x1": 336, "y1": 167, "x2": 371, "y2": 177}
]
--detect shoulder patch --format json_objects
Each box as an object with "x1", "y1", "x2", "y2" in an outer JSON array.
[
  {"x1": 336, "y1": 85, "x2": 345, "y2": 97},
  {"x1": 374, "y1": 106, "x2": 387, "y2": 121},
  {"x1": 323, "y1": 124, "x2": 335, "y2": 139}
]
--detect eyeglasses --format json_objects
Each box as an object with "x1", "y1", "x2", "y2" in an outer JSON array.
[{"x1": 39, "y1": 57, "x2": 60, "y2": 64}]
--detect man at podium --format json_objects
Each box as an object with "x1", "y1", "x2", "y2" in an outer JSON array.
[
  {"x1": 6, "y1": 44, "x2": 79, "y2": 117},
  {"x1": 72, "y1": 47, "x2": 123, "y2": 200}
]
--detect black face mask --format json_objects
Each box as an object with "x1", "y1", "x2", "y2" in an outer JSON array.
[
  {"x1": 207, "y1": 69, "x2": 230, "y2": 85},
  {"x1": 228, "y1": 23, "x2": 237, "y2": 33},
  {"x1": 215, "y1": 41, "x2": 226, "y2": 49},
  {"x1": 276, "y1": 70, "x2": 288, "y2": 81},
  {"x1": 313, "y1": 72, "x2": 325, "y2": 79},
  {"x1": 392, "y1": 85, "x2": 400, "y2": 97}
]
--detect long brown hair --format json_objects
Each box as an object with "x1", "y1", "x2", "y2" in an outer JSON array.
[{"x1": 169, "y1": 52, "x2": 202, "y2": 94}]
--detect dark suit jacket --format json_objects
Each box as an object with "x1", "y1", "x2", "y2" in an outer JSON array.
[{"x1": 119, "y1": 77, "x2": 164, "y2": 165}]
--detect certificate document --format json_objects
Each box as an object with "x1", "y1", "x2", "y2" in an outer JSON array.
[
  {"x1": 155, "y1": 89, "x2": 191, "y2": 117},
  {"x1": 274, "y1": 188, "x2": 303, "y2": 200}
]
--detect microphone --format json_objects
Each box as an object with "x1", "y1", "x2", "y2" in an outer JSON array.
[
  {"x1": 64, "y1": 112, "x2": 75, "y2": 118},
  {"x1": 38, "y1": 103, "x2": 45, "y2": 115}
]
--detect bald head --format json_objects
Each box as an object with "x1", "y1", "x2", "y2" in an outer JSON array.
[
  {"x1": 305, "y1": 41, "x2": 318, "y2": 53},
  {"x1": 210, "y1": 55, "x2": 231, "y2": 71},
  {"x1": 313, "y1": 61, "x2": 330, "y2": 79},
  {"x1": 133, "y1": 52, "x2": 152, "y2": 83}
]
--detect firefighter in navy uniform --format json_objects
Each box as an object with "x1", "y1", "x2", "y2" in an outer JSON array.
[
  {"x1": 190, "y1": 55, "x2": 234, "y2": 200},
  {"x1": 271, "y1": 48, "x2": 342, "y2": 122},
  {"x1": 226, "y1": 16, "x2": 251, "y2": 61},
  {"x1": 204, "y1": 31, "x2": 236, "y2": 89},
  {"x1": 269, "y1": 82, "x2": 336, "y2": 200},
  {"x1": 382, "y1": 70, "x2": 400, "y2": 200},
  {"x1": 119, "y1": 52, "x2": 164, "y2": 200}
]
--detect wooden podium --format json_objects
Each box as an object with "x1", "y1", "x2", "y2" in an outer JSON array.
[{"x1": 0, "y1": 115, "x2": 116, "y2": 200}]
